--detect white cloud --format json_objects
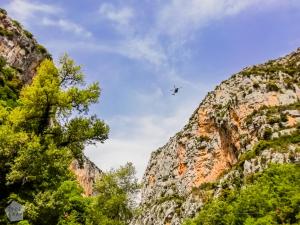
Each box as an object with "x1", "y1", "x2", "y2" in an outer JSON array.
[
  {"x1": 156, "y1": 0, "x2": 257, "y2": 37},
  {"x1": 154, "y1": 0, "x2": 300, "y2": 39},
  {"x1": 94, "y1": 0, "x2": 295, "y2": 70},
  {"x1": 5, "y1": 0, "x2": 60, "y2": 22},
  {"x1": 45, "y1": 38, "x2": 166, "y2": 66},
  {"x1": 122, "y1": 38, "x2": 167, "y2": 66},
  {"x1": 99, "y1": 3, "x2": 134, "y2": 26},
  {"x1": 41, "y1": 18, "x2": 92, "y2": 38},
  {"x1": 4, "y1": 0, "x2": 92, "y2": 38},
  {"x1": 85, "y1": 97, "x2": 200, "y2": 179}
]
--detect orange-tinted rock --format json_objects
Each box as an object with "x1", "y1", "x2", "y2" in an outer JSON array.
[{"x1": 70, "y1": 157, "x2": 102, "y2": 196}]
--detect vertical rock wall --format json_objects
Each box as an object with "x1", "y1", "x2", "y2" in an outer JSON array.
[{"x1": 132, "y1": 48, "x2": 300, "y2": 225}]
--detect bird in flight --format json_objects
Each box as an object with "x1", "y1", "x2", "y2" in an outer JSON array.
[{"x1": 171, "y1": 85, "x2": 182, "y2": 95}]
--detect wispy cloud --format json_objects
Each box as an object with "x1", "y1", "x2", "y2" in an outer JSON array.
[
  {"x1": 41, "y1": 18, "x2": 92, "y2": 38},
  {"x1": 156, "y1": 0, "x2": 300, "y2": 38},
  {"x1": 99, "y1": 3, "x2": 134, "y2": 26},
  {"x1": 45, "y1": 38, "x2": 166, "y2": 66},
  {"x1": 156, "y1": 0, "x2": 255, "y2": 38},
  {"x1": 94, "y1": 0, "x2": 275, "y2": 71},
  {"x1": 4, "y1": 0, "x2": 92, "y2": 39},
  {"x1": 122, "y1": 38, "x2": 167, "y2": 66},
  {"x1": 5, "y1": 0, "x2": 60, "y2": 23}
]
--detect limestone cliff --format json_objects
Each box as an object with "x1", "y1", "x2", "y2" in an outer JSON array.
[
  {"x1": 0, "y1": 9, "x2": 101, "y2": 196},
  {"x1": 0, "y1": 9, "x2": 49, "y2": 84},
  {"x1": 132, "y1": 49, "x2": 300, "y2": 225},
  {"x1": 70, "y1": 156, "x2": 102, "y2": 196}
]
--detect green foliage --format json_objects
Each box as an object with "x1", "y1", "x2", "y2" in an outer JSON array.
[
  {"x1": 262, "y1": 127, "x2": 273, "y2": 140},
  {"x1": 0, "y1": 56, "x2": 6, "y2": 70},
  {"x1": 267, "y1": 115, "x2": 281, "y2": 125},
  {"x1": 0, "y1": 8, "x2": 7, "y2": 15},
  {"x1": 24, "y1": 181, "x2": 88, "y2": 225},
  {"x1": 198, "y1": 182, "x2": 217, "y2": 191},
  {"x1": 12, "y1": 20, "x2": 22, "y2": 30},
  {"x1": 196, "y1": 135, "x2": 210, "y2": 143},
  {"x1": 36, "y1": 44, "x2": 52, "y2": 59},
  {"x1": 245, "y1": 102, "x2": 300, "y2": 126},
  {"x1": 238, "y1": 130, "x2": 300, "y2": 165},
  {"x1": 86, "y1": 163, "x2": 140, "y2": 225},
  {"x1": 0, "y1": 26, "x2": 14, "y2": 39},
  {"x1": 280, "y1": 113, "x2": 288, "y2": 123},
  {"x1": 9, "y1": 18, "x2": 33, "y2": 39},
  {"x1": 156, "y1": 194, "x2": 184, "y2": 205},
  {"x1": 24, "y1": 30, "x2": 33, "y2": 39},
  {"x1": 184, "y1": 164, "x2": 300, "y2": 225},
  {"x1": 255, "y1": 130, "x2": 300, "y2": 153},
  {"x1": 253, "y1": 82, "x2": 260, "y2": 89},
  {"x1": 0, "y1": 60, "x2": 22, "y2": 107},
  {"x1": 284, "y1": 77, "x2": 297, "y2": 91},
  {"x1": 240, "y1": 56, "x2": 300, "y2": 78},
  {"x1": 266, "y1": 82, "x2": 280, "y2": 92},
  {"x1": 36, "y1": 44, "x2": 48, "y2": 54},
  {"x1": 0, "y1": 55, "x2": 110, "y2": 224}
]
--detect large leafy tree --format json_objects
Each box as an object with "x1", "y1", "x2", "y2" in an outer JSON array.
[
  {"x1": 86, "y1": 163, "x2": 139, "y2": 225},
  {"x1": 0, "y1": 55, "x2": 109, "y2": 224}
]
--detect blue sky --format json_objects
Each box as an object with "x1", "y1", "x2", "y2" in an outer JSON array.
[{"x1": 2, "y1": 0, "x2": 300, "y2": 178}]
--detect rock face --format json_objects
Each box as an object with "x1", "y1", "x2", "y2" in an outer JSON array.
[
  {"x1": 0, "y1": 9, "x2": 49, "y2": 84},
  {"x1": 70, "y1": 156, "x2": 102, "y2": 196},
  {"x1": 0, "y1": 9, "x2": 101, "y2": 196},
  {"x1": 132, "y1": 49, "x2": 300, "y2": 225}
]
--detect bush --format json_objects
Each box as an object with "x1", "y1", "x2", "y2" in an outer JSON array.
[
  {"x1": 0, "y1": 27, "x2": 14, "y2": 39},
  {"x1": 266, "y1": 82, "x2": 280, "y2": 92},
  {"x1": 196, "y1": 135, "x2": 210, "y2": 143},
  {"x1": 198, "y1": 182, "x2": 217, "y2": 190},
  {"x1": 36, "y1": 44, "x2": 52, "y2": 59},
  {"x1": 262, "y1": 128, "x2": 272, "y2": 140},
  {"x1": 36, "y1": 44, "x2": 48, "y2": 54},
  {"x1": 0, "y1": 56, "x2": 6, "y2": 70},
  {"x1": 280, "y1": 113, "x2": 288, "y2": 123},
  {"x1": 24, "y1": 30, "x2": 33, "y2": 39},
  {"x1": 0, "y1": 8, "x2": 7, "y2": 15},
  {"x1": 12, "y1": 20, "x2": 22, "y2": 29},
  {"x1": 285, "y1": 78, "x2": 296, "y2": 91},
  {"x1": 267, "y1": 116, "x2": 280, "y2": 125},
  {"x1": 253, "y1": 82, "x2": 260, "y2": 89}
]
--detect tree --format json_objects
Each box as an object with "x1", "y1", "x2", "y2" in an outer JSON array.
[
  {"x1": 87, "y1": 163, "x2": 140, "y2": 225},
  {"x1": 0, "y1": 55, "x2": 109, "y2": 224}
]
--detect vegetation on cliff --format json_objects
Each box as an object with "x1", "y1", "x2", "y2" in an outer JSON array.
[
  {"x1": 184, "y1": 164, "x2": 300, "y2": 225},
  {"x1": 0, "y1": 56, "x2": 22, "y2": 107}
]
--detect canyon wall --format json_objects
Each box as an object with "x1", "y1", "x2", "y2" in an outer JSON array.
[{"x1": 132, "y1": 48, "x2": 300, "y2": 225}]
